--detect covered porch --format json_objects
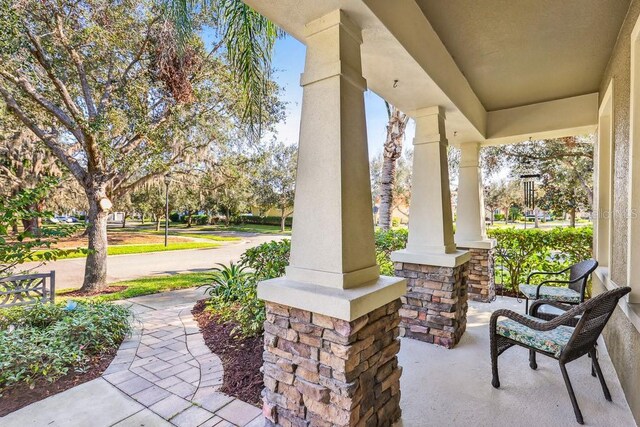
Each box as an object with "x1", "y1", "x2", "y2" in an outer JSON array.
[{"x1": 242, "y1": 0, "x2": 639, "y2": 425}]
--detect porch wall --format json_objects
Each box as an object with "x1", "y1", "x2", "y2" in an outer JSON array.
[{"x1": 597, "y1": 0, "x2": 640, "y2": 424}]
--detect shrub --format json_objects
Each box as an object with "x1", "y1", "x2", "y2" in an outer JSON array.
[
  {"x1": 374, "y1": 228, "x2": 408, "y2": 275},
  {"x1": 0, "y1": 302, "x2": 130, "y2": 392},
  {"x1": 488, "y1": 226, "x2": 593, "y2": 293},
  {"x1": 235, "y1": 215, "x2": 293, "y2": 227},
  {"x1": 201, "y1": 263, "x2": 265, "y2": 337},
  {"x1": 240, "y1": 239, "x2": 291, "y2": 281}
]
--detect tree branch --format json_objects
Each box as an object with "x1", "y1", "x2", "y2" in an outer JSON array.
[
  {"x1": 0, "y1": 71, "x2": 84, "y2": 143},
  {"x1": 0, "y1": 85, "x2": 88, "y2": 184},
  {"x1": 54, "y1": 13, "x2": 97, "y2": 120}
]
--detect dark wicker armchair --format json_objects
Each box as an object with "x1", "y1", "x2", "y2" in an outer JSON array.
[
  {"x1": 520, "y1": 259, "x2": 598, "y2": 314},
  {"x1": 490, "y1": 286, "x2": 631, "y2": 424}
]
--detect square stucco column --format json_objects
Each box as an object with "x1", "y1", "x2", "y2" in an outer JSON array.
[
  {"x1": 258, "y1": 10, "x2": 406, "y2": 426},
  {"x1": 455, "y1": 142, "x2": 496, "y2": 303},
  {"x1": 391, "y1": 107, "x2": 470, "y2": 348}
]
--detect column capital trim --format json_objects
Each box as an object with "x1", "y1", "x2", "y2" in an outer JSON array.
[
  {"x1": 413, "y1": 135, "x2": 448, "y2": 146},
  {"x1": 304, "y1": 9, "x2": 362, "y2": 44},
  {"x1": 300, "y1": 60, "x2": 367, "y2": 91},
  {"x1": 410, "y1": 105, "x2": 446, "y2": 119}
]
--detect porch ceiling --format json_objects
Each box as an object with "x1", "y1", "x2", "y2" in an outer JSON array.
[
  {"x1": 244, "y1": 0, "x2": 618, "y2": 145},
  {"x1": 416, "y1": 0, "x2": 631, "y2": 112}
]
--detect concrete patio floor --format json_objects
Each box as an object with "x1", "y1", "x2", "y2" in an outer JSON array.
[
  {"x1": 1, "y1": 291, "x2": 635, "y2": 426},
  {"x1": 397, "y1": 296, "x2": 637, "y2": 427}
]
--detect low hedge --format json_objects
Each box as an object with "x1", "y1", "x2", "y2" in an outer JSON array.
[
  {"x1": 235, "y1": 215, "x2": 292, "y2": 227},
  {"x1": 0, "y1": 302, "x2": 131, "y2": 392},
  {"x1": 488, "y1": 226, "x2": 593, "y2": 292}
]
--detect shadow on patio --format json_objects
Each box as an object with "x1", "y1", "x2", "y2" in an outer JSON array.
[{"x1": 397, "y1": 297, "x2": 635, "y2": 426}]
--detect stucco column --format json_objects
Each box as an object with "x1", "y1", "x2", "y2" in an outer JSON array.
[
  {"x1": 392, "y1": 107, "x2": 469, "y2": 266},
  {"x1": 258, "y1": 10, "x2": 405, "y2": 426},
  {"x1": 391, "y1": 107, "x2": 470, "y2": 348},
  {"x1": 455, "y1": 142, "x2": 496, "y2": 302}
]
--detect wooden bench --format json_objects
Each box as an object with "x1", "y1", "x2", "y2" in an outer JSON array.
[{"x1": 0, "y1": 271, "x2": 56, "y2": 308}]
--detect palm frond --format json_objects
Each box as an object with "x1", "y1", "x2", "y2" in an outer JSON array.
[{"x1": 160, "y1": 0, "x2": 282, "y2": 137}]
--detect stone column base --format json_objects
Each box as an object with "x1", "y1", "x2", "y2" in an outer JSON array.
[
  {"x1": 460, "y1": 247, "x2": 495, "y2": 303},
  {"x1": 262, "y1": 299, "x2": 403, "y2": 426},
  {"x1": 394, "y1": 262, "x2": 469, "y2": 349}
]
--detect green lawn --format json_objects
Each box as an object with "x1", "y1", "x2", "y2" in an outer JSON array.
[
  {"x1": 42, "y1": 242, "x2": 220, "y2": 260},
  {"x1": 57, "y1": 271, "x2": 212, "y2": 302}
]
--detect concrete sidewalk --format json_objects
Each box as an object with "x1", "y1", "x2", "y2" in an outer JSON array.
[{"x1": 0, "y1": 289, "x2": 263, "y2": 427}]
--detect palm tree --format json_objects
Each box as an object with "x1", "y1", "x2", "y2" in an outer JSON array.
[
  {"x1": 378, "y1": 102, "x2": 409, "y2": 230},
  {"x1": 164, "y1": 0, "x2": 281, "y2": 132}
]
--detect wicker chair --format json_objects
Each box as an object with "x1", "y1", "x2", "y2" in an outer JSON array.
[
  {"x1": 490, "y1": 286, "x2": 631, "y2": 424},
  {"x1": 520, "y1": 259, "x2": 598, "y2": 314}
]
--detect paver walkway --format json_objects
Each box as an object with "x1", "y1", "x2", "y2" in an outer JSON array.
[{"x1": 0, "y1": 288, "x2": 263, "y2": 427}]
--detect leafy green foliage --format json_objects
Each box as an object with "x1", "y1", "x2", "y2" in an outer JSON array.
[
  {"x1": 240, "y1": 239, "x2": 290, "y2": 281},
  {"x1": 488, "y1": 226, "x2": 593, "y2": 292},
  {"x1": 374, "y1": 228, "x2": 408, "y2": 275},
  {"x1": 0, "y1": 181, "x2": 84, "y2": 275},
  {"x1": 202, "y1": 263, "x2": 264, "y2": 337},
  {"x1": 0, "y1": 302, "x2": 130, "y2": 392}
]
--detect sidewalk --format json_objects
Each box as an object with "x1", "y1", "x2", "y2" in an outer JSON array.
[{"x1": 0, "y1": 289, "x2": 263, "y2": 427}]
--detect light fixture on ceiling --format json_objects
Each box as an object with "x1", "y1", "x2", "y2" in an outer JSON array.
[{"x1": 393, "y1": 79, "x2": 399, "y2": 88}]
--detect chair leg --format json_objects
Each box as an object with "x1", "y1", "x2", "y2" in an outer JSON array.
[
  {"x1": 529, "y1": 349, "x2": 537, "y2": 370},
  {"x1": 525, "y1": 298, "x2": 529, "y2": 314},
  {"x1": 560, "y1": 362, "x2": 584, "y2": 425},
  {"x1": 590, "y1": 349, "x2": 612, "y2": 401},
  {"x1": 491, "y1": 335, "x2": 500, "y2": 388}
]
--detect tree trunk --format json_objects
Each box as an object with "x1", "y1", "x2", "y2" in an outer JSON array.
[
  {"x1": 378, "y1": 155, "x2": 396, "y2": 230},
  {"x1": 377, "y1": 105, "x2": 408, "y2": 230},
  {"x1": 490, "y1": 209, "x2": 494, "y2": 226},
  {"x1": 122, "y1": 212, "x2": 127, "y2": 228},
  {"x1": 11, "y1": 221, "x2": 19, "y2": 234},
  {"x1": 155, "y1": 215, "x2": 161, "y2": 231},
  {"x1": 186, "y1": 211, "x2": 192, "y2": 228},
  {"x1": 280, "y1": 206, "x2": 286, "y2": 232},
  {"x1": 504, "y1": 207, "x2": 509, "y2": 224},
  {"x1": 141, "y1": 213, "x2": 145, "y2": 225},
  {"x1": 534, "y1": 208, "x2": 540, "y2": 228},
  {"x1": 570, "y1": 208, "x2": 576, "y2": 227},
  {"x1": 225, "y1": 207, "x2": 231, "y2": 226},
  {"x1": 80, "y1": 188, "x2": 109, "y2": 292}
]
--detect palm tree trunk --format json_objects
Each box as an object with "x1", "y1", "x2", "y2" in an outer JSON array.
[
  {"x1": 570, "y1": 208, "x2": 576, "y2": 227},
  {"x1": 377, "y1": 103, "x2": 408, "y2": 230},
  {"x1": 379, "y1": 156, "x2": 396, "y2": 230}
]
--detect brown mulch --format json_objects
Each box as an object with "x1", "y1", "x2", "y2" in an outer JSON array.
[
  {"x1": 61, "y1": 285, "x2": 128, "y2": 297},
  {"x1": 0, "y1": 349, "x2": 118, "y2": 417},
  {"x1": 192, "y1": 300, "x2": 263, "y2": 406}
]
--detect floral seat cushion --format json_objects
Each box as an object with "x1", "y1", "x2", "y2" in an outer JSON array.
[
  {"x1": 496, "y1": 314, "x2": 574, "y2": 357},
  {"x1": 519, "y1": 284, "x2": 581, "y2": 303}
]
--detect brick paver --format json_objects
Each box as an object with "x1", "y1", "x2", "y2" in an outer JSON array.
[{"x1": 101, "y1": 298, "x2": 263, "y2": 427}]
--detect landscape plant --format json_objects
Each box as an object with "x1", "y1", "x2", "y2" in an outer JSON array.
[{"x1": 0, "y1": 301, "x2": 130, "y2": 393}]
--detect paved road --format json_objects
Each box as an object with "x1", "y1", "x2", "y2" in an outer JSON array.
[{"x1": 23, "y1": 234, "x2": 284, "y2": 290}]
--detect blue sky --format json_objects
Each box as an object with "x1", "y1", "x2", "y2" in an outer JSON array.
[{"x1": 270, "y1": 36, "x2": 415, "y2": 158}]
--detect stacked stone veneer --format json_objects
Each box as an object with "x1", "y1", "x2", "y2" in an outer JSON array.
[
  {"x1": 462, "y1": 247, "x2": 495, "y2": 303},
  {"x1": 394, "y1": 262, "x2": 469, "y2": 349},
  {"x1": 261, "y1": 299, "x2": 403, "y2": 427}
]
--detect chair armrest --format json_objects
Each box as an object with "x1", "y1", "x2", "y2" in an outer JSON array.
[
  {"x1": 490, "y1": 304, "x2": 585, "y2": 333},
  {"x1": 526, "y1": 267, "x2": 570, "y2": 284}
]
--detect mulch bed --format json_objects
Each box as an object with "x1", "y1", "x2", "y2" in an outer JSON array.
[
  {"x1": 192, "y1": 300, "x2": 263, "y2": 406},
  {"x1": 61, "y1": 285, "x2": 128, "y2": 297},
  {"x1": 0, "y1": 349, "x2": 118, "y2": 417}
]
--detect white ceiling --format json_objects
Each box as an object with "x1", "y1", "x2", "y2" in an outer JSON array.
[{"x1": 416, "y1": 0, "x2": 631, "y2": 111}]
